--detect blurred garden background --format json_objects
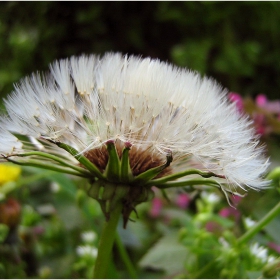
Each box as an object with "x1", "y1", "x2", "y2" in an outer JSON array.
[{"x1": 1, "y1": 2, "x2": 280, "y2": 278}]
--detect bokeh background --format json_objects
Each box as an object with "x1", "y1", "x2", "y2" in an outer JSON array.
[
  {"x1": 1, "y1": 2, "x2": 280, "y2": 279},
  {"x1": 1, "y1": 2, "x2": 280, "y2": 99}
]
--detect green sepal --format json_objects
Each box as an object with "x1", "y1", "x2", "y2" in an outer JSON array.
[
  {"x1": 102, "y1": 182, "x2": 117, "y2": 200},
  {"x1": 87, "y1": 179, "x2": 103, "y2": 199},
  {"x1": 120, "y1": 143, "x2": 133, "y2": 183},
  {"x1": 109, "y1": 185, "x2": 130, "y2": 212},
  {"x1": 53, "y1": 141, "x2": 104, "y2": 179},
  {"x1": 98, "y1": 200, "x2": 110, "y2": 221},
  {"x1": 135, "y1": 187, "x2": 155, "y2": 203},
  {"x1": 134, "y1": 152, "x2": 173, "y2": 185},
  {"x1": 104, "y1": 141, "x2": 121, "y2": 182}
]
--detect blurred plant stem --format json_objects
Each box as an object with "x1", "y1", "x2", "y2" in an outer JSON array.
[
  {"x1": 194, "y1": 200, "x2": 280, "y2": 278},
  {"x1": 115, "y1": 232, "x2": 138, "y2": 279},
  {"x1": 93, "y1": 203, "x2": 122, "y2": 279},
  {"x1": 237, "y1": 199, "x2": 280, "y2": 245}
]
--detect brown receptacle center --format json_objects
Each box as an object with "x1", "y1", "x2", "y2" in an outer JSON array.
[{"x1": 83, "y1": 142, "x2": 172, "y2": 178}]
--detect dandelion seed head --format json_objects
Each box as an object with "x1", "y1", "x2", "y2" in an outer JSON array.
[{"x1": 0, "y1": 52, "x2": 270, "y2": 192}]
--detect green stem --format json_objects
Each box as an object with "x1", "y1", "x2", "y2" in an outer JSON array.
[
  {"x1": 237, "y1": 200, "x2": 280, "y2": 245},
  {"x1": 115, "y1": 232, "x2": 138, "y2": 279},
  {"x1": 193, "y1": 259, "x2": 216, "y2": 279},
  {"x1": 93, "y1": 203, "x2": 122, "y2": 279}
]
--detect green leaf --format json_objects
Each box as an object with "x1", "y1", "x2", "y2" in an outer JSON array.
[
  {"x1": 0, "y1": 224, "x2": 9, "y2": 243},
  {"x1": 246, "y1": 271, "x2": 263, "y2": 279},
  {"x1": 139, "y1": 231, "x2": 188, "y2": 276}
]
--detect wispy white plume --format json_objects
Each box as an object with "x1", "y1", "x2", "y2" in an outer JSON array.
[{"x1": 0, "y1": 52, "x2": 270, "y2": 190}]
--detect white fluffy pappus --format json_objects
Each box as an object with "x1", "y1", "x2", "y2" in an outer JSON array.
[{"x1": 0, "y1": 52, "x2": 270, "y2": 191}]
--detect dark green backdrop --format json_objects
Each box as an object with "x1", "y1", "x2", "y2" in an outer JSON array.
[{"x1": 1, "y1": 2, "x2": 280, "y2": 100}]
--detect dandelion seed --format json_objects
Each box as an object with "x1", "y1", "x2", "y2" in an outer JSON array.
[{"x1": 0, "y1": 52, "x2": 270, "y2": 225}]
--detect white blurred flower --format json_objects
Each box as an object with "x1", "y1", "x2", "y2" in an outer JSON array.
[
  {"x1": 244, "y1": 217, "x2": 256, "y2": 229},
  {"x1": 76, "y1": 245, "x2": 98, "y2": 258},
  {"x1": 250, "y1": 243, "x2": 276, "y2": 264},
  {"x1": 0, "y1": 53, "x2": 269, "y2": 192},
  {"x1": 218, "y1": 237, "x2": 230, "y2": 248},
  {"x1": 81, "y1": 231, "x2": 97, "y2": 243},
  {"x1": 50, "y1": 182, "x2": 60, "y2": 193},
  {"x1": 201, "y1": 191, "x2": 220, "y2": 204}
]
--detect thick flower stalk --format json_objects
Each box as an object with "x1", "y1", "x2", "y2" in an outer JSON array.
[{"x1": 0, "y1": 53, "x2": 269, "y2": 225}]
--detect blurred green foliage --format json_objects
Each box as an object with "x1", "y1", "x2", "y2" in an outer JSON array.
[
  {"x1": 1, "y1": 166, "x2": 280, "y2": 278},
  {"x1": 0, "y1": 2, "x2": 280, "y2": 100},
  {"x1": 1, "y1": 3, "x2": 280, "y2": 278}
]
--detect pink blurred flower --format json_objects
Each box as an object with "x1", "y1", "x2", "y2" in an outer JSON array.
[
  {"x1": 253, "y1": 114, "x2": 267, "y2": 135},
  {"x1": 205, "y1": 221, "x2": 223, "y2": 234},
  {"x1": 256, "y1": 94, "x2": 267, "y2": 107},
  {"x1": 256, "y1": 94, "x2": 280, "y2": 114},
  {"x1": 229, "y1": 92, "x2": 280, "y2": 136},
  {"x1": 268, "y1": 242, "x2": 280, "y2": 254},
  {"x1": 32, "y1": 226, "x2": 45, "y2": 236},
  {"x1": 149, "y1": 197, "x2": 163, "y2": 218},
  {"x1": 219, "y1": 207, "x2": 240, "y2": 222},
  {"x1": 231, "y1": 195, "x2": 243, "y2": 205},
  {"x1": 176, "y1": 193, "x2": 191, "y2": 209},
  {"x1": 229, "y1": 92, "x2": 244, "y2": 113}
]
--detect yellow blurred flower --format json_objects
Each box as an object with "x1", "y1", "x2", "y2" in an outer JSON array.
[{"x1": 0, "y1": 164, "x2": 21, "y2": 185}]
